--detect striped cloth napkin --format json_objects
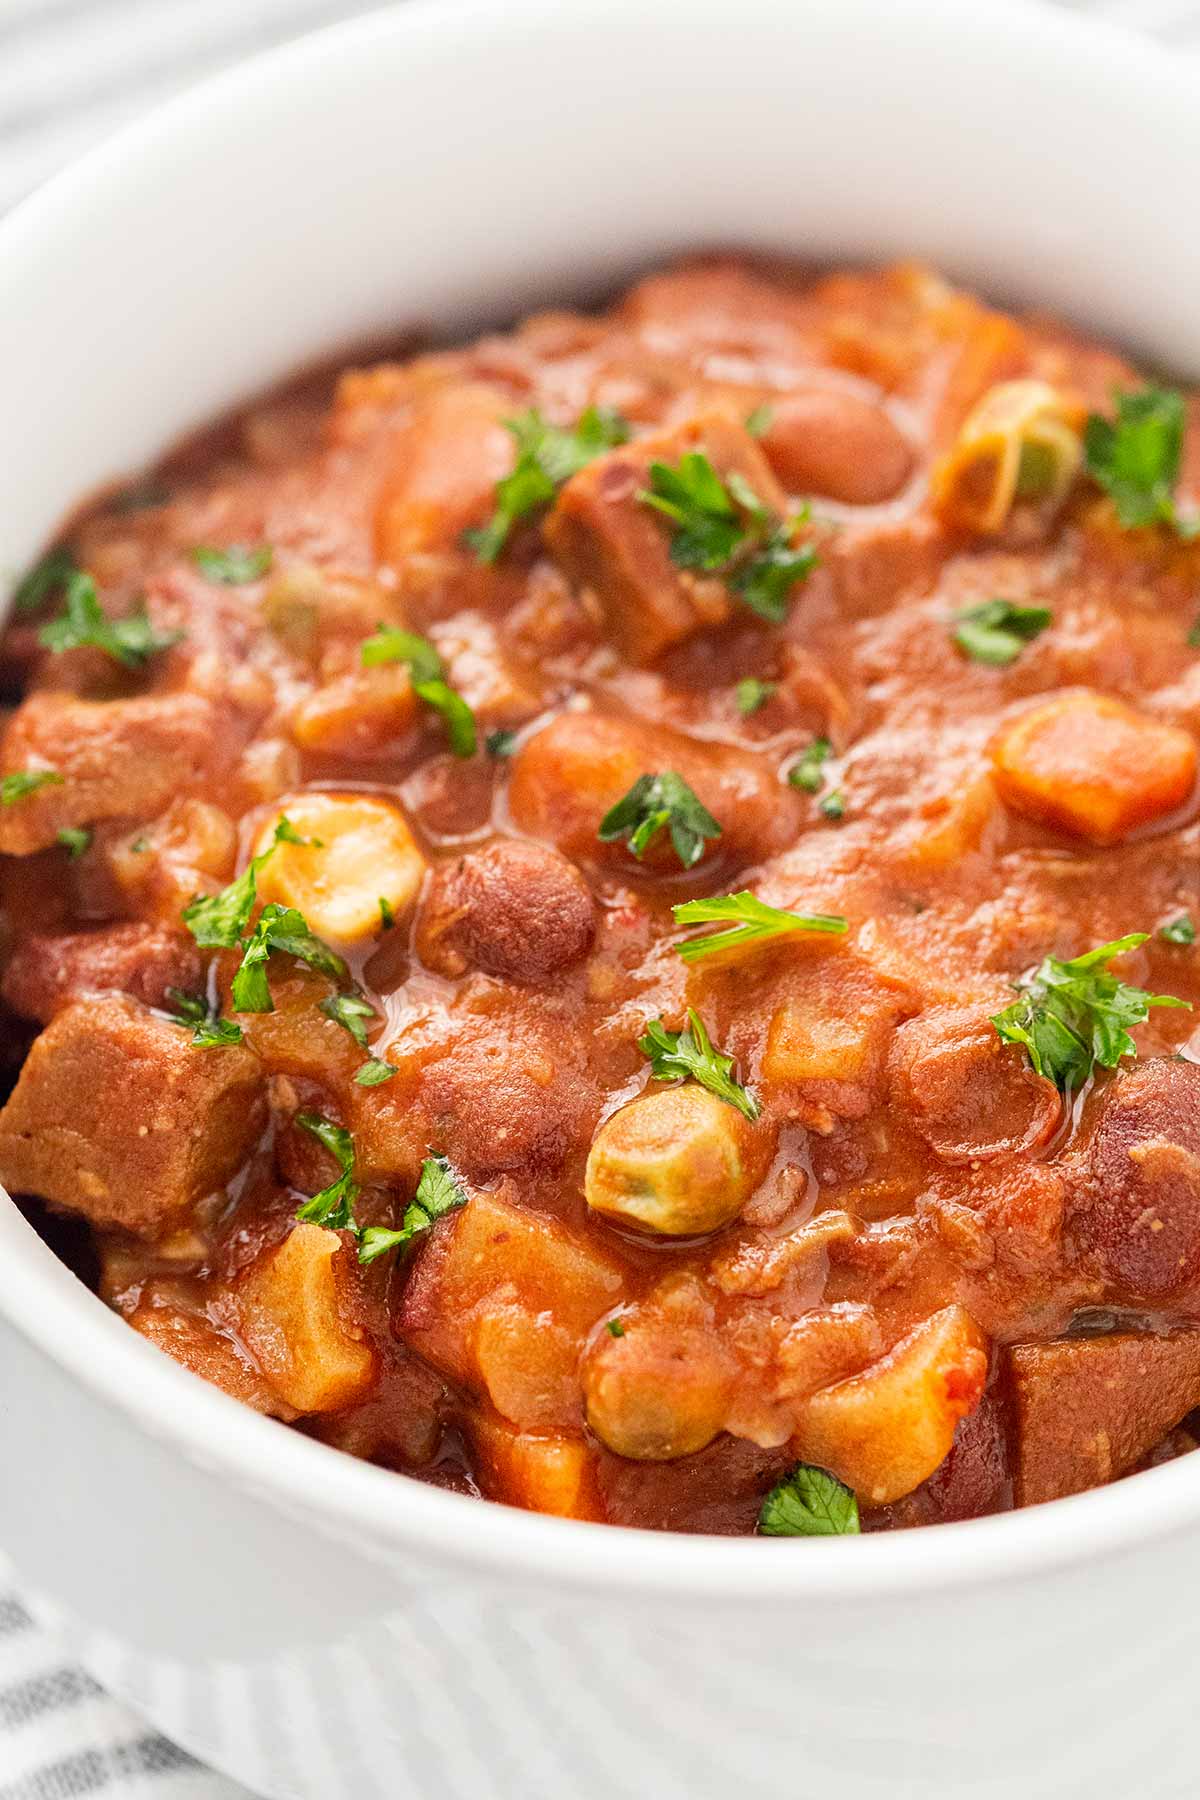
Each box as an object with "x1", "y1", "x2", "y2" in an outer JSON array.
[{"x1": 0, "y1": 0, "x2": 1197, "y2": 1795}]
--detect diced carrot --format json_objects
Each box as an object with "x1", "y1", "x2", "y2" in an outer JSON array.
[
  {"x1": 991, "y1": 691, "x2": 1197, "y2": 845},
  {"x1": 472, "y1": 1411, "x2": 605, "y2": 1520}
]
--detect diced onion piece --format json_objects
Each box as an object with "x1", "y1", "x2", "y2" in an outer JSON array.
[
  {"x1": 253, "y1": 791, "x2": 426, "y2": 941},
  {"x1": 931, "y1": 379, "x2": 1084, "y2": 533}
]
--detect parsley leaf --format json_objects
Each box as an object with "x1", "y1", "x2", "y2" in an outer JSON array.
[
  {"x1": 606, "y1": 1318, "x2": 626, "y2": 1338},
  {"x1": 355, "y1": 1058, "x2": 396, "y2": 1087},
  {"x1": 735, "y1": 677, "x2": 776, "y2": 716},
  {"x1": 759, "y1": 1464, "x2": 860, "y2": 1537},
  {"x1": 295, "y1": 1112, "x2": 359, "y2": 1232},
  {"x1": 744, "y1": 403, "x2": 774, "y2": 439},
  {"x1": 319, "y1": 990, "x2": 397, "y2": 1086},
  {"x1": 639, "y1": 1007, "x2": 759, "y2": 1120},
  {"x1": 486, "y1": 728, "x2": 518, "y2": 758},
  {"x1": 639, "y1": 451, "x2": 817, "y2": 622},
  {"x1": 360, "y1": 625, "x2": 476, "y2": 757},
  {"x1": 39, "y1": 573, "x2": 182, "y2": 669},
  {"x1": 378, "y1": 896, "x2": 395, "y2": 931},
  {"x1": 466, "y1": 406, "x2": 630, "y2": 562},
  {"x1": 1160, "y1": 914, "x2": 1196, "y2": 946},
  {"x1": 818, "y1": 790, "x2": 846, "y2": 822},
  {"x1": 182, "y1": 817, "x2": 318, "y2": 950},
  {"x1": 730, "y1": 529, "x2": 819, "y2": 624},
  {"x1": 358, "y1": 1153, "x2": 469, "y2": 1264},
  {"x1": 1084, "y1": 387, "x2": 1198, "y2": 536},
  {"x1": 320, "y1": 990, "x2": 375, "y2": 1050},
  {"x1": 56, "y1": 826, "x2": 91, "y2": 859},
  {"x1": 0, "y1": 769, "x2": 63, "y2": 806},
  {"x1": 191, "y1": 544, "x2": 273, "y2": 585},
  {"x1": 598, "y1": 772, "x2": 721, "y2": 869},
  {"x1": 232, "y1": 903, "x2": 348, "y2": 1013},
  {"x1": 14, "y1": 547, "x2": 76, "y2": 615},
  {"x1": 164, "y1": 987, "x2": 243, "y2": 1048},
  {"x1": 952, "y1": 598, "x2": 1052, "y2": 667},
  {"x1": 787, "y1": 737, "x2": 832, "y2": 794},
  {"x1": 1189, "y1": 616, "x2": 1200, "y2": 650},
  {"x1": 991, "y1": 932, "x2": 1190, "y2": 1091},
  {"x1": 673, "y1": 890, "x2": 847, "y2": 962}
]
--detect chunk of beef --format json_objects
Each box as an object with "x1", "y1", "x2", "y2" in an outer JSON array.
[
  {"x1": 0, "y1": 692, "x2": 226, "y2": 854},
  {"x1": 545, "y1": 411, "x2": 794, "y2": 664},
  {"x1": 0, "y1": 995, "x2": 265, "y2": 1236},
  {"x1": 888, "y1": 1005, "x2": 1061, "y2": 1162},
  {"x1": 415, "y1": 838, "x2": 594, "y2": 982},
  {"x1": 1074, "y1": 1058, "x2": 1200, "y2": 1301},
  {"x1": 1008, "y1": 1330, "x2": 1200, "y2": 1505},
  {"x1": 2, "y1": 923, "x2": 203, "y2": 1024}
]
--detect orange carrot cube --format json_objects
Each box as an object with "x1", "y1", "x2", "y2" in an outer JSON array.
[{"x1": 991, "y1": 691, "x2": 1196, "y2": 845}]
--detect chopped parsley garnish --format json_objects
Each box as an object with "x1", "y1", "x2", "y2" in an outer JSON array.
[
  {"x1": 182, "y1": 818, "x2": 345, "y2": 1015},
  {"x1": 360, "y1": 625, "x2": 476, "y2": 757},
  {"x1": 39, "y1": 573, "x2": 182, "y2": 669},
  {"x1": 378, "y1": 895, "x2": 396, "y2": 931},
  {"x1": 759, "y1": 1464, "x2": 860, "y2": 1537},
  {"x1": 1189, "y1": 616, "x2": 1200, "y2": 650},
  {"x1": 952, "y1": 597, "x2": 1052, "y2": 667},
  {"x1": 319, "y1": 990, "x2": 396, "y2": 1086},
  {"x1": 486, "y1": 728, "x2": 518, "y2": 758},
  {"x1": 818, "y1": 790, "x2": 846, "y2": 822},
  {"x1": 56, "y1": 826, "x2": 91, "y2": 859},
  {"x1": 14, "y1": 547, "x2": 76, "y2": 615},
  {"x1": 191, "y1": 544, "x2": 274, "y2": 585},
  {"x1": 638, "y1": 451, "x2": 817, "y2": 623},
  {"x1": 735, "y1": 677, "x2": 776, "y2": 716},
  {"x1": 295, "y1": 1112, "x2": 360, "y2": 1232},
  {"x1": 744, "y1": 403, "x2": 774, "y2": 439},
  {"x1": 466, "y1": 406, "x2": 630, "y2": 563},
  {"x1": 991, "y1": 932, "x2": 1190, "y2": 1091},
  {"x1": 355, "y1": 1058, "x2": 397, "y2": 1087},
  {"x1": 1084, "y1": 386, "x2": 1199, "y2": 537},
  {"x1": 358, "y1": 1154, "x2": 470, "y2": 1264},
  {"x1": 673, "y1": 890, "x2": 847, "y2": 961},
  {"x1": 232, "y1": 904, "x2": 348, "y2": 1013},
  {"x1": 606, "y1": 1318, "x2": 626, "y2": 1338},
  {"x1": 598, "y1": 772, "x2": 721, "y2": 869},
  {"x1": 0, "y1": 769, "x2": 63, "y2": 806},
  {"x1": 1160, "y1": 914, "x2": 1196, "y2": 946},
  {"x1": 164, "y1": 988, "x2": 243, "y2": 1049},
  {"x1": 639, "y1": 1007, "x2": 759, "y2": 1120},
  {"x1": 787, "y1": 736, "x2": 832, "y2": 794},
  {"x1": 296, "y1": 1129, "x2": 468, "y2": 1259},
  {"x1": 182, "y1": 825, "x2": 286, "y2": 948}
]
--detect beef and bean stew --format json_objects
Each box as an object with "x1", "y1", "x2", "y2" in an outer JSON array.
[{"x1": 4, "y1": 257, "x2": 1200, "y2": 1536}]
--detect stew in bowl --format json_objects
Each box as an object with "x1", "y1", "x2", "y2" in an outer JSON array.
[{"x1": 3, "y1": 255, "x2": 1199, "y2": 1537}]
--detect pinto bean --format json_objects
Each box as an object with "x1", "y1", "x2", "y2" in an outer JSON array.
[
  {"x1": 759, "y1": 389, "x2": 913, "y2": 504},
  {"x1": 507, "y1": 710, "x2": 802, "y2": 874},
  {"x1": 1075, "y1": 1058, "x2": 1200, "y2": 1300},
  {"x1": 415, "y1": 839, "x2": 594, "y2": 982}
]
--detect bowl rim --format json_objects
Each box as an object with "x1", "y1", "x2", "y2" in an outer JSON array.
[{"x1": 3, "y1": 0, "x2": 1200, "y2": 1604}]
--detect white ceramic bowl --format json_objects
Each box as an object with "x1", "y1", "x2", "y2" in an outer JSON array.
[{"x1": 2, "y1": 3, "x2": 1200, "y2": 1795}]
